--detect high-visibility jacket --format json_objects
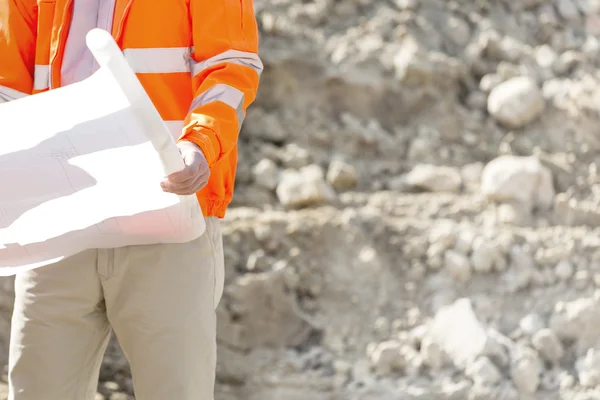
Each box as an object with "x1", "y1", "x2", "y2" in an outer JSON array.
[{"x1": 0, "y1": 0, "x2": 263, "y2": 218}]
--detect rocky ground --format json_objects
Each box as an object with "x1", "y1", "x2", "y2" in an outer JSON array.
[{"x1": 2, "y1": 0, "x2": 600, "y2": 399}]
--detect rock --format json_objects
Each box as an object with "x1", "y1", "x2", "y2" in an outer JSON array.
[
  {"x1": 109, "y1": 394, "x2": 129, "y2": 400},
  {"x1": 405, "y1": 164, "x2": 462, "y2": 192},
  {"x1": 503, "y1": 246, "x2": 536, "y2": 293},
  {"x1": 420, "y1": 335, "x2": 446, "y2": 369},
  {"x1": 245, "y1": 249, "x2": 274, "y2": 272},
  {"x1": 429, "y1": 220, "x2": 457, "y2": 249},
  {"x1": 445, "y1": 250, "x2": 472, "y2": 281},
  {"x1": 280, "y1": 143, "x2": 312, "y2": 169},
  {"x1": 461, "y1": 162, "x2": 484, "y2": 185},
  {"x1": 470, "y1": 238, "x2": 500, "y2": 273},
  {"x1": 327, "y1": 160, "x2": 359, "y2": 191},
  {"x1": 481, "y1": 155, "x2": 555, "y2": 209},
  {"x1": 480, "y1": 74, "x2": 504, "y2": 93},
  {"x1": 276, "y1": 165, "x2": 336, "y2": 208},
  {"x1": 487, "y1": 76, "x2": 545, "y2": 128},
  {"x1": 445, "y1": 16, "x2": 471, "y2": 46},
  {"x1": 519, "y1": 313, "x2": 546, "y2": 335},
  {"x1": 549, "y1": 296, "x2": 600, "y2": 342},
  {"x1": 510, "y1": 346, "x2": 542, "y2": 393},
  {"x1": 556, "y1": 0, "x2": 581, "y2": 20},
  {"x1": 554, "y1": 260, "x2": 574, "y2": 281},
  {"x1": 532, "y1": 329, "x2": 565, "y2": 362},
  {"x1": 535, "y1": 45, "x2": 558, "y2": 69},
  {"x1": 468, "y1": 382, "x2": 519, "y2": 400},
  {"x1": 454, "y1": 228, "x2": 476, "y2": 254},
  {"x1": 252, "y1": 158, "x2": 279, "y2": 190},
  {"x1": 369, "y1": 340, "x2": 422, "y2": 376},
  {"x1": 429, "y1": 298, "x2": 490, "y2": 368},
  {"x1": 466, "y1": 356, "x2": 503, "y2": 386},
  {"x1": 394, "y1": 0, "x2": 419, "y2": 10},
  {"x1": 369, "y1": 340, "x2": 405, "y2": 374},
  {"x1": 576, "y1": 348, "x2": 600, "y2": 388},
  {"x1": 244, "y1": 108, "x2": 286, "y2": 142}
]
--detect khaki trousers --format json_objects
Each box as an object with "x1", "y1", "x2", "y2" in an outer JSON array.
[{"x1": 8, "y1": 217, "x2": 224, "y2": 400}]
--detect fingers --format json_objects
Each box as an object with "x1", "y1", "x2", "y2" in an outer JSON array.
[
  {"x1": 162, "y1": 169, "x2": 210, "y2": 195},
  {"x1": 167, "y1": 152, "x2": 205, "y2": 184},
  {"x1": 160, "y1": 140, "x2": 210, "y2": 195}
]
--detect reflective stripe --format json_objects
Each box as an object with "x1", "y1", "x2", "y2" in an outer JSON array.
[
  {"x1": 33, "y1": 65, "x2": 50, "y2": 91},
  {"x1": 123, "y1": 47, "x2": 193, "y2": 74},
  {"x1": 189, "y1": 84, "x2": 245, "y2": 129},
  {"x1": 122, "y1": 47, "x2": 263, "y2": 77},
  {"x1": 192, "y1": 50, "x2": 263, "y2": 78},
  {"x1": 0, "y1": 85, "x2": 29, "y2": 102},
  {"x1": 164, "y1": 120, "x2": 185, "y2": 140}
]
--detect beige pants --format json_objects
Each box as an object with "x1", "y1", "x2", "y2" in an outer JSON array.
[{"x1": 8, "y1": 217, "x2": 224, "y2": 400}]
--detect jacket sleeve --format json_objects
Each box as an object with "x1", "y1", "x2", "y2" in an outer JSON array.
[
  {"x1": 180, "y1": 0, "x2": 263, "y2": 167},
  {"x1": 0, "y1": 0, "x2": 37, "y2": 102}
]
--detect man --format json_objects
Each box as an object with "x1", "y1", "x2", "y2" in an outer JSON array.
[{"x1": 0, "y1": 0, "x2": 262, "y2": 399}]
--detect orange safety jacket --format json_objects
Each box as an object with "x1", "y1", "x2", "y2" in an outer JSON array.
[{"x1": 0, "y1": 0, "x2": 263, "y2": 218}]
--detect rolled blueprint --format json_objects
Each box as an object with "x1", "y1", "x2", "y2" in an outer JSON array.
[
  {"x1": 0, "y1": 29, "x2": 205, "y2": 275},
  {"x1": 86, "y1": 28, "x2": 185, "y2": 176}
]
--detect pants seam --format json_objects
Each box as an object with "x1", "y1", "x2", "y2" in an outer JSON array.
[{"x1": 206, "y1": 218, "x2": 218, "y2": 311}]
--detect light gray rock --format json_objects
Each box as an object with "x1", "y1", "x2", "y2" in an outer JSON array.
[
  {"x1": 510, "y1": 346, "x2": 542, "y2": 393},
  {"x1": 445, "y1": 250, "x2": 473, "y2": 281},
  {"x1": 576, "y1": 348, "x2": 600, "y2": 388},
  {"x1": 487, "y1": 76, "x2": 545, "y2": 128},
  {"x1": 276, "y1": 165, "x2": 336, "y2": 208},
  {"x1": 406, "y1": 164, "x2": 462, "y2": 192},
  {"x1": 429, "y1": 298, "x2": 488, "y2": 368},
  {"x1": 420, "y1": 335, "x2": 446, "y2": 369},
  {"x1": 253, "y1": 158, "x2": 280, "y2": 190},
  {"x1": 470, "y1": 238, "x2": 500, "y2": 273},
  {"x1": 532, "y1": 329, "x2": 565, "y2": 362},
  {"x1": 481, "y1": 155, "x2": 555, "y2": 209},
  {"x1": 369, "y1": 340, "x2": 405, "y2": 374},
  {"x1": 556, "y1": 0, "x2": 581, "y2": 20},
  {"x1": 327, "y1": 160, "x2": 359, "y2": 191},
  {"x1": 466, "y1": 356, "x2": 503, "y2": 386},
  {"x1": 554, "y1": 260, "x2": 574, "y2": 281},
  {"x1": 519, "y1": 313, "x2": 546, "y2": 336},
  {"x1": 549, "y1": 296, "x2": 600, "y2": 342}
]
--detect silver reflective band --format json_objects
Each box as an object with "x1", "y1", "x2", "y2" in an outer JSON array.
[
  {"x1": 192, "y1": 50, "x2": 263, "y2": 78},
  {"x1": 189, "y1": 84, "x2": 245, "y2": 130},
  {"x1": 123, "y1": 47, "x2": 193, "y2": 74},
  {"x1": 0, "y1": 85, "x2": 29, "y2": 102},
  {"x1": 33, "y1": 65, "x2": 50, "y2": 91}
]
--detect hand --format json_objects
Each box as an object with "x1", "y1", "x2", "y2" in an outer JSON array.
[{"x1": 160, "y1": 141, "x2": 210, "y2": 195}]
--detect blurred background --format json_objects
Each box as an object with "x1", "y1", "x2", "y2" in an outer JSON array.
[{"x1": 4, "y1": 0, "x2": 600, "y2": 398}]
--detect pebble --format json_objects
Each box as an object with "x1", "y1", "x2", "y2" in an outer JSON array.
[
  {"x1": 510, "y1": 347, "x2": 542, "y2": 393},
  {"x1": 327, "y1": 160, "x2": 359, "y2": 191},
  {"x1": 532, "y1": 329, "x2": 565, "y2": 362},
  {"x1": 487, "y1": 76, "x2": 546, "y2": 128},
  {"x1": 276, "y1": 165, "x2": 336, "y2": 208},
  {"x1": 481, "y1": 155, "x2": 555, "y2": 209},
  {"x1": 445, "y1": 250, "x2": 473, "y2": 281},
  {"x1": 253, "y1": 158, "x2": 280, "y2": 190},
  {"x1": 554, "y1": 259, "x2": 574, "y2": 281},
  {"x1": 519, "y1": 313, "x2": 546, "y2": 335},
  {"x1": 466, "y1": 356, "x2": 503, "y2": 386},
  {"x1": 405, "y1": 164, "x2": 462, "y2": 192}
]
